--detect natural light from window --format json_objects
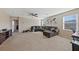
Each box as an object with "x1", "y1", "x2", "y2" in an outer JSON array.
[{"x1": 63, "y1": 15, "x2": 78, "y2": 31}]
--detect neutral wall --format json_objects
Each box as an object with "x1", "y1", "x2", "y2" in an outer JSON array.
[
  {"x1": 0, "y1": 9, "x2": 11, "y2": 30},
  {"x1": 43, "y1": 9, "x2": 79, "y2": 39},
  {"x1": 19, "y1": 16, "x2": 41, "y2": 32}
]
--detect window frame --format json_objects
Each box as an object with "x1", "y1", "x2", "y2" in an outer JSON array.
[{"x1": 63, "y1": 14, "x2": 78, "y2": 31}]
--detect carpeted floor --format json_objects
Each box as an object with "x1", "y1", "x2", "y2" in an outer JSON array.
[{"x1": 0, "y1": 32, "x2": 72, "y2": 51}]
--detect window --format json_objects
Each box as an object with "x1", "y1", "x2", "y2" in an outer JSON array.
[{"x1": 63, "y1": 15, "x2": 78, "y2": 31}]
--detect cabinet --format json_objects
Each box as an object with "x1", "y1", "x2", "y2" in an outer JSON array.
[
  {"x1": 0, "y1": 33, "x2": 6, "y2": 44},
  {"x1": 0, "y1": 29, "x2": 12, "y2": 44},
  {"x1": 72, "y1": 43, "x2": 79, "y2": 51},
  {"x1": 72, "y1": 33, "x2": 79, "y2": 51}
]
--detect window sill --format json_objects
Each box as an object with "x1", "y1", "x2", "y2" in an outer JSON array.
[{"x1": 63, "y1": 29, "x2": 73, "y2": 32}]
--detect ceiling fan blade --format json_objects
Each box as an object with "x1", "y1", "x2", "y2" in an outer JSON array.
[{"x1": 27, "y1": 12, "x2": 38, "y2": 17}]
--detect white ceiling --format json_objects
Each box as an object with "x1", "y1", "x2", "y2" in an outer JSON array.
[{"x1": 4, "y1": 8, "x2": 74, "y2": 19}]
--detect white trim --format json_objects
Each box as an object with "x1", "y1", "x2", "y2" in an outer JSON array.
[
  {"x1": 76, "y1": 14, "x2": 78, "y2": 32},
  {"x1": 63, "y1": 14, "x2": 78, "y2": 32},
  {"x1": 63, "y1": 17, "x2": 65, "y2": 30}
]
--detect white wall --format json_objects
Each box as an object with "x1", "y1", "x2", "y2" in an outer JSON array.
[
  {"x1": 0, "y1": 9, "x2": 11, "y2": 30},
  {"x1": 19, "y1": 16, "x2": 41, "y2": 32}
]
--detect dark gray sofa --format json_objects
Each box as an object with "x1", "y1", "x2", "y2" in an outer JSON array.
[{"x1": 31, "y1": 26, "x2": 59, "y2": 38}]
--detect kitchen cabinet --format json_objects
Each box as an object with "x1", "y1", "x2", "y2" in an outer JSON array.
[{"x1": 0, "y1": 29, "x2": 12, "y2": 44}]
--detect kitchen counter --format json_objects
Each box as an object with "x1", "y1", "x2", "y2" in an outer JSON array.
[
  {"x1": 72, "y1": 40, "x2": 79, "y2": 46},
  {"x1": 0, "y1": 29, "x2": 12, "y2": 44},
  {"x1": 72, "y1": 32, "x2": 79, "y2": 37},
  {"x1": 72, "y1": 32, "x2": 79, "y2": 51}
]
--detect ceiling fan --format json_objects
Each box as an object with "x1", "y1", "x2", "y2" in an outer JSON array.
[{"x1": 28, "y1": 13, "x2": 38, "y2": 17}]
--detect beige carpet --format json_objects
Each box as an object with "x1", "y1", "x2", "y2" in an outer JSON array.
[{"x1": 0, "y1": 32, "x2": 72, "y2": 51}]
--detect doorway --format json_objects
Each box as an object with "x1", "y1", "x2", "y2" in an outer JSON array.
[{"x1": 12, "y1": 20, "x2": 19, "y2": 32}]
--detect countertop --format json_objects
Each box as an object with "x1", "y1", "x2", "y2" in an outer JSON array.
[
  {"x1": 72, "y1": 40, "x2": 79, "y2": 45},
  {"x1": 72, "y1": 32, "x2": 79, "y2": 37}
]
